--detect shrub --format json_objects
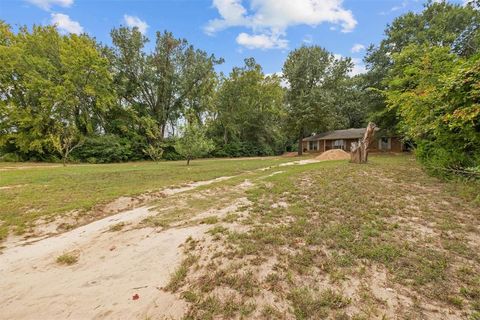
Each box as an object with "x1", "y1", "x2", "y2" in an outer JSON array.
[{"x1": 72, "y1": 135, "x2": 145, "y2": 163}]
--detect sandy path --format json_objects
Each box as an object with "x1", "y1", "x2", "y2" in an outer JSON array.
[
  {"x1": 0, "y1": 203, "x2": 213, "y2": 319},
  {"x1": 0, "y1": 176, "x2": 241, "y2": 319},
  {"x1": 0, "y1": 167, "x2": 292, "y2": 319},
  {"x1": 0, "y1": 223, "x2": 207, "y2": 319}
]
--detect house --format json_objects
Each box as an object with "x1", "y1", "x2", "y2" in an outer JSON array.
[{"x1": 302, "y1": 128, "x2": 405, "y2": 153}]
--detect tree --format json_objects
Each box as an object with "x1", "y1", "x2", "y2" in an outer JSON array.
[
  {"x1": 282, "y1": 46, "x2": 352, "y2": 155},
  {"x1": 210, "y1": 58, "x2": 286, "y2": 156},
  {"x1": 50, "y1": 126, "x2": 84, "y2": 166},
  {"x1": 363, "y1": 1, "x2": 480, "y2": 131},
  {"x1": 0, "y1": 24, "x2": 114, "y2": 160},
  {"x1": 175, "y1": 121, "x2": 215, "y2": 165},
  {"x1": 109, "y1": 28, "x2": 222, "y2": 147},
  {"x1": 384, "y1": 44, "x2": 480, "y2": 175}
]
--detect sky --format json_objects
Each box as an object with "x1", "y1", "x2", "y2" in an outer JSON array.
[{"x1": 0, "y1": 0, "x2": 466, "y2": 75}]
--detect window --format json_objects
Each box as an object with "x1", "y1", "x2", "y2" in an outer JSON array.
[
  {"x1": 333, "y1": 140, "x2": 344, "y2": 150},
  {"x1": 309, "y1": 140, "x2": 318, "y2": 151},
  {"x1": 379, "y1": 137, "x2": 391, "y2": 150}
]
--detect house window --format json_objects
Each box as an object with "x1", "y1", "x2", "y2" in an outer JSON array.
[
  {"x1": 309, "y1": 140, "x2": 318, "y2": 151},
  {"x1": 333, "y1": 140, "x2": 344, "y2": 150},
  {"x1": 379, "y1": 137, "x2": 391, "y2": 150}
]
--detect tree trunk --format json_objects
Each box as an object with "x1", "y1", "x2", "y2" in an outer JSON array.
[
  {"x1": 297, "y1": 128, "x2": 304, "y2": 156},
  {"x1": 350, "y1": 122, "x2": 376, "y2": 164},
  {"x1": 187, "y1": 158, "x2": 190, "y2": 166}
]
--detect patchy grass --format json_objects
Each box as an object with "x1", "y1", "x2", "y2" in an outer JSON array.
[
  {"x1": 0, "y1": 156, "x2": 298, "y2": 240},
  {"x1": 164, "y1": 155, "x2": 480, "y2": 319},
  {"x1": 108, "y1": 222, "x2": 125, "y2": 232},
  {"x1": 56, "y1": 251, "x2": 79, "y2": 265}
]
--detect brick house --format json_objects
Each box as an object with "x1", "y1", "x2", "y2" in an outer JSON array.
[{"x1": 302, "y1": 128, "x2": 404, "y2": 153}]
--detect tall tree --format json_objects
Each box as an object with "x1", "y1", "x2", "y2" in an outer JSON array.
[
  {"x1": 363, "y1": 1, "x2": 480, "y2": 130},
  {"x1": 211, "y1": 58, "x2": 285, "y2": 156},
  {"x1": 282, "y1": 46, "x2": 352, "y2": 155},
  {"x1": 0, "y1": 24, "x2": 113, "y2": 159},
  {"x1": 109, "y1": 27, "x2": 222, "y2": 147}
]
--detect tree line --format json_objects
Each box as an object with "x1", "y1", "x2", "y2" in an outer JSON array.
[{"x1": 0, "y1": 1, "x2": 479, "y2": 176}]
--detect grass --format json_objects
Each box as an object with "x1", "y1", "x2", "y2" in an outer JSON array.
[
  {"x1": 56, "y1": 251, "x2": 79, "y2": 265},
  {"x1": 0, "y1": 156, "x2": 298, "y2": 240},
  {"x1": 162, "y1": 154, "x2": 480, "y2": 319}
]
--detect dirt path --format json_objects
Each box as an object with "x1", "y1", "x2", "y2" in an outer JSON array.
[
  {"x1": 0, "y1": 171, "x2": 262, "y2": 319},
  {"x1": 1, "y1": 223, "x2": 206, "y2": 319},
  {"x1": 0, "y1": 161, "x2": 317, "y2": 319}
]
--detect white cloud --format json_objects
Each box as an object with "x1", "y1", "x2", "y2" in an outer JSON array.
[
  {"x1": 206, "y1": 0, "x2": 357, "y2": 49},
  {"x1": 236, "y1": 32, "x2": 288, "y2": 49},
  {"x1": 123, "y1": 15, "x2": 149, "y2": 34},
  {"x1": 351, "y1": 43, "x2": 365, "y2": 53},
  {"x1": 50, "y1": 13, "x2": 83, "y2": 34},
  {"x1": 27, "y1": 0, "x2": 73, "y2": 11},
  {"x1": 303, "y1": 34, "x2": 313, "y2": 44}
]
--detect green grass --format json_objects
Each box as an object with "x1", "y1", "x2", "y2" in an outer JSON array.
[
  {"x1": 163, "y1": 154, "x2": 480, "y2": 319},
  {"x1": 0, "y1": 156, "x2": 298, "y2": 240}
]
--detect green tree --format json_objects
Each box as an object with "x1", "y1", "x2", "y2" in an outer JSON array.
[
  {"x1": 364, "y1": 1, "x2": 480, "y2": 130},
  {"x1": 385, "y1": 44, "x2": 480, "y2": 175},
  {"x1": 0, "y1": 24, "x2": 113, "y2": 160},
  {"x1": 211, "y1": 58, "x2": 286, "y2": 156},
  {"x1": 175, "y1": 121, "x2": 214, "y2": 165},
  {"x1": 109, "y1": 27, "x2": 222, "y2": 147},
  {"x1": 282, "y1": 46, "x2": 352, "y2": 155}
]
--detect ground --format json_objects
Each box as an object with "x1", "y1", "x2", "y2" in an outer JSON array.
[{"x1": 0, "y1": 155, "x2": 479, "y2": 319}]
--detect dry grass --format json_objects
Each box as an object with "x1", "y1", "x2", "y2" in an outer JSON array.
[{"x1": 163, "y1": 155, "x2": 480, "y2": 319}]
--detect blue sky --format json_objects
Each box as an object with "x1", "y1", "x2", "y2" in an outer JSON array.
[{"x1": 0, "y1": 0, "x2": 465, "y2": 75}]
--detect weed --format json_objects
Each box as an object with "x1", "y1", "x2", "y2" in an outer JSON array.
[{"x1": 56, "y1": 251, "x2": 79, "y2": 265}]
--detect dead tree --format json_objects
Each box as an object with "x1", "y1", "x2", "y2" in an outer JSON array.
[{"x1": 350, "y1": 122, "x2": 376, "y2": 164}]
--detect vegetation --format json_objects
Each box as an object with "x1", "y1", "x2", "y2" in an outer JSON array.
[
  {"x1": 0, "y1": 156, "x2": 295, "y2": 240},
  {"x1": 363, "y1": 1, "x2": 480, "y2": 178},
  {"x1": 175, "y1": 121, "x2": 215, "y2": 165},
  {"x1": 155, "y1": 155, "x2": 479, "y2": 319},
  {"x1": 56, "y1": 251, "x2": 79, "y2": 265},
  {"x1": 2, "y1": 2, "x2": 478, "y2": 177}
]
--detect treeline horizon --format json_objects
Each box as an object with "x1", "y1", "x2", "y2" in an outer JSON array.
[{"x1": 1, "y1": 1, "x2": 479, "y2": 178}]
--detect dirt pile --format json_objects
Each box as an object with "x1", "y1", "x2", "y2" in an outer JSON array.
[{"x1": 315, "y1": 149, "x2": 350, "y2": 161}]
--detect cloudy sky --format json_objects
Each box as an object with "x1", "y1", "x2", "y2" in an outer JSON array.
[{"x1": 0, "y1": 0, "x2": 465, "y2": 75}]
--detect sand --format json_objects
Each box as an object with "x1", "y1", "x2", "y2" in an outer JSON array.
[{"x1": 315, "y1": 149, "x2": 351, "y2": 161}]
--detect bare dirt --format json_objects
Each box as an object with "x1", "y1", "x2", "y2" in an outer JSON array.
[
  {"x1": 315, "y1": 149, "x2": 350, "y2": 161},
  {"x1": 0, "y1": 173, "x2": 256, "y2": 319}
]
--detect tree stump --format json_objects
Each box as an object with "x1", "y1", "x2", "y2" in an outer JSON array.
[{"x1": 350, "y1": 122, "x2": 376, "y2": 164}]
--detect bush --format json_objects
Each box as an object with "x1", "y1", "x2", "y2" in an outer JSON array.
[
  {"x1": 212, "y1": 141, "x2": 277, "y2": 158},
  {"x1": 0, "y1": 152, "x2": 21, "y2": 162},
  {"x1": 416, "y1": 140, "x2": 480, "y2": 179},
  {"x1": 162, "y1": 144, "x2": 184, "y2": 161},
  {"x1": 72, "y1": 135, "x2": 145, "y2": 163}
]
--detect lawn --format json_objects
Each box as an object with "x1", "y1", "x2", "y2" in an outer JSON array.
[
  {"x1": 0, "y1": 156, "x2": 299, "y2": 239},
  {"x1": 1, "y1": 154, "x2": 479, "y2": 318},
  {"x1": 155, "y1": 155, "x2": 480, "y2": 319}
]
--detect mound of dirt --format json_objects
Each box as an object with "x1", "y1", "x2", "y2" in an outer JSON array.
[{"x1": 315, "y1": 149, "x2": 350, "y2": 161}]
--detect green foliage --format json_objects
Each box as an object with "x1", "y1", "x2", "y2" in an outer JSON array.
[
  {"x1": 210, "y1": 58, "x2": 286, "y2": 157},
  {"x1": 282, "y1": 46, "x2": 352, "y2": 153},
  {"x1": 175, "y1": 122, "x2": 215, "y2": 165},
  {"x1": 364, "y1": 1, "x2": 480, "y2": 130},
  {"x1": 71, "y1": 135, "x2": 144, "y2": 163},
  {"x1": 385, "y1": 45, "x2": 480, "y2": 178}
]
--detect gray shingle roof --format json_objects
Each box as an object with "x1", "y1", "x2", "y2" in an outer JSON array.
[{"x1": 303, "y1": 128, "x2": 380, "y2": 141}]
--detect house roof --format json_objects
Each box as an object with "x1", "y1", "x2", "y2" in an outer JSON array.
[{"x1": 303, "y1": 128, "x2": 380, "y2": 141}]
